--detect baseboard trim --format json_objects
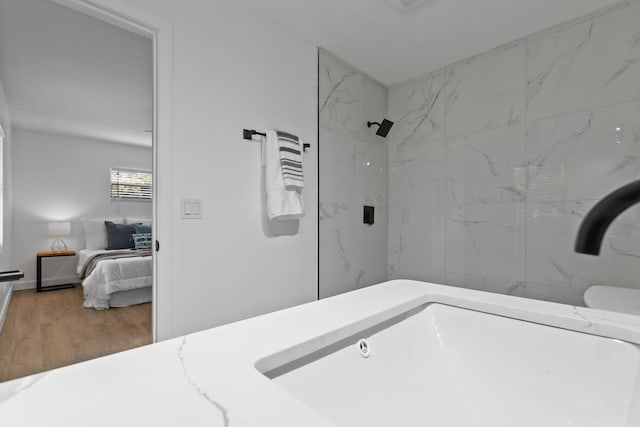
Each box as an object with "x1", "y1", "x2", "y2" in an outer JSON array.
[{"x1": 13, "y1": 276, "x2": 80, "y2": 291}]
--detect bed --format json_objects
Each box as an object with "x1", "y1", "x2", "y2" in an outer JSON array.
[
  {"x1": 79, "y1": 217, "x2": 153, "y2": 310},
  {"x1": 77, "y1": 249, "x2": 152, "y2": 309}
]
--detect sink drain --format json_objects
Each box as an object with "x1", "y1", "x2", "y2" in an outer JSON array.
[{"x1": 357, "y1": 338, "x2": 370, "y2": 358}]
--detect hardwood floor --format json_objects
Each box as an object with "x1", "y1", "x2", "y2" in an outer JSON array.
[{"x1": 0, "y1": 286, "x2": 151, "y2": 382}]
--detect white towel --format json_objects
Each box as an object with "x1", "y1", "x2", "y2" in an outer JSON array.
[
  {"x1": 276, "y1": 130, "x2": 304, "y2": 191},
  {"x1": 262, "y1": 130, "x2": 305, "y2": 221}
]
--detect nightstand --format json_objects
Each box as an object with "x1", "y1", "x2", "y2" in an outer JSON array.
[{"x1": 36, "y1": 250, "x2": 76, "y2": 292}]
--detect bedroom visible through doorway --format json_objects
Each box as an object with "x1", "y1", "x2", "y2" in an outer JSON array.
[{"x1": 0, "y1": 0, "x2": 155, "y2": 381}]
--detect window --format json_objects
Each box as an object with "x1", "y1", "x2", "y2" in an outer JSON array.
[{"x1": 110, "y1": 168, "x2": 152, "y2": 201}]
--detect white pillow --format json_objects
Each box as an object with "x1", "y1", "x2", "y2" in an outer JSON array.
[
  {"x1": 125, "y1": 217, "x2": 152, "y2": 226},
  {"x1": 83, "y1": 217, "x2": 124, "y2": 249}
]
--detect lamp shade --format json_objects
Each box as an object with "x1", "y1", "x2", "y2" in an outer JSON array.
[{"x1": 48, "y1": 222, "x2": 71, "y2": 237}]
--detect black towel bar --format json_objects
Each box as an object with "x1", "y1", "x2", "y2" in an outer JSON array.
[{"x1": 242, "y1": 129, "x2": 310, "y2": 151}]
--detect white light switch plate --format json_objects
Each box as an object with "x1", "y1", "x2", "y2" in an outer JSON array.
[{"x1": 181, "y1": 199, "x2": 202, "y2": 219}]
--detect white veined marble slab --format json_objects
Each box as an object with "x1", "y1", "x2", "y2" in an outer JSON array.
[
  {"x1": 1, "y1": 280, "x2": 640, "y2": 426},
  {"x1": 527, "y1": 3, "x2": 640, "y2": 121}
]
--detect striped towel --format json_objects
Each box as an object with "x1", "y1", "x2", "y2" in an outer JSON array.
[
  {"x1": 262, "y1": 130, "x2": 304, "y2": 221},
  {"x1": 277, "y1": 130, "x2": 304, "y2": 191}
]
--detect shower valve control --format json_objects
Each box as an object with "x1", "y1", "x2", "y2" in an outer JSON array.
[{"x1": 363, "y1": 206, "x2": 375, "y2": 225}]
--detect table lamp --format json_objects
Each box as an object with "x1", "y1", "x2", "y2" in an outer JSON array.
[{"x1": 48, "y1": 222, "x2": 70, "y2": 252}]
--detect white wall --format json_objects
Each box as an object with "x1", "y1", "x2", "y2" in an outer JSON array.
[
  {"x1": 0, "y1": 77, "x2": 12, "y2": 333},
  {"x1": 0, "y1": 78, "x2": 11, "y2": 271},
  {"x1": 11, "y1": 128, "x2": 152, "y2": 289},
  {"x1": 122, "y1": 0, "x2": 318, "y2": 338}
]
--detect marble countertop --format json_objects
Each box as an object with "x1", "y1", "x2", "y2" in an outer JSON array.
[{"x1": 1, "y1": 280, "x2": 639, "y2": 426}]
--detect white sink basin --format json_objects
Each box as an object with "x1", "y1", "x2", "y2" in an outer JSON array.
[{"x1": 263, "y1": 303, "x2": 640, "y2": 427}]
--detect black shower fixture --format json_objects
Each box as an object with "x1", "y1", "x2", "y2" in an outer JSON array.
[{"x1": 367, "y1": 119, "x2": 394, "y2": 137}]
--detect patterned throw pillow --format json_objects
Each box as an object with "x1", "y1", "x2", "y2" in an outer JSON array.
[
  {"x1": 132, "y1": 233, "x2": 152, "y2": 250},
  {"x1": 133, "y1": 223, "x2": 152, "y2": 234}
]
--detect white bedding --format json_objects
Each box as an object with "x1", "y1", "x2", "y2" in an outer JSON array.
[{"x1": 77, "y1": 249, "x2": 152, "y2": 309}]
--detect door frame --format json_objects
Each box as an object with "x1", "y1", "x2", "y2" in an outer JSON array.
[{"x1": 51, "y1": 0, "x2": 174, "y2": 342}]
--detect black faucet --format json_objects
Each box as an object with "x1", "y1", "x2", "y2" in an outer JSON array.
[{"x1": 575, "y1": 179, "x2": 640, "y2": 255}]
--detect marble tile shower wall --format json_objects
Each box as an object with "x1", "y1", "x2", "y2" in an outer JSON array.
[
  {"x1": 319, "y1": 50, "x2": 389, "y2": 298},
  {"x1": 387, "y1": 2, "x2": 640, "y2": 306}
]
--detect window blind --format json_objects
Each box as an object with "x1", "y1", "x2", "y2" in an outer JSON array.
[{"x1": 110, "y1": 168, "x2": 152, "y2": 200}]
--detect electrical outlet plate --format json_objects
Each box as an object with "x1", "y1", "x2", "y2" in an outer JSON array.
[{"x1": 181, "y1": 199, "x2": 202, "y2": 219}]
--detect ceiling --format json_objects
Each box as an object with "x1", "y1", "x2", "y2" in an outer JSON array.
[
  {"x1": 247, "y1": 0, "x2": 621, "y2": 86},
  {"x1": 0, "y1": 0, "x2": 152, "y2": 147},
  {"x1": 0, "y1": 0, "x2": 622, "y2": 144}
]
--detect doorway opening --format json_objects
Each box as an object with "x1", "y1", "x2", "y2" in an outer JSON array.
[{"x1": 0, "y1": 0, "x2": 167, "y2": 382}]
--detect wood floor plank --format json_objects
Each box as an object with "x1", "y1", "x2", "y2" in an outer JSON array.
[{"x1": 0, "y1": 286, "x2": 151, "y2": 382}]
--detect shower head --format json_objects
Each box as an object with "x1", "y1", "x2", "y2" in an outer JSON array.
[{"x1": 367, "y1": 119, "x2": 394, "y2": 138}]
